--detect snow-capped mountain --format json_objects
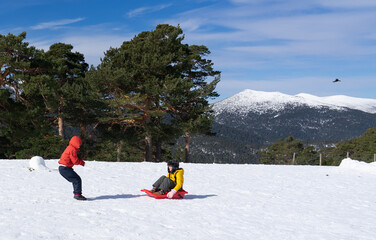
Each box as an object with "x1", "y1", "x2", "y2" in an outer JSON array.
[
  {"x1": 189, "y1": 90, "x2": 376, "y2": 164},
  {"x1": 213, "y1": 89, "x2": 376, "y2": 115},
  {"x1": 211, "y1": 89, "x2": 376, "y2": 143}
]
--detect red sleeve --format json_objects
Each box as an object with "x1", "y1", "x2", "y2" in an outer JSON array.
[{"x1": 70, "y1": 149, "x2": 85, "y2": 166}]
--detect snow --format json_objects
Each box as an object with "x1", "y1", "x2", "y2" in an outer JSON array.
[
  {"x1": 339, "y1": 158, "x2": 376, "y2": 174},
  {"x1": 29, "y1": 156, "x2": 49, "y2": 171},
  {"x1": 1, "y1": 159, "x2": 376, "y2": 240},
  {"x1": 297, "y1": 93, "x2": 376, "y2": 114},
  {"x1": 213, "y1": 89, "x2": 376, "y2": 115}
]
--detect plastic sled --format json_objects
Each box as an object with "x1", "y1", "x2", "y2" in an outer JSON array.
[{"x1": 141, "y1": 189, "x2": 188, "y2": 199}]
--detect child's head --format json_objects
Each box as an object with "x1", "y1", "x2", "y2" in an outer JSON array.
[
  {"x1": 167, "y1": 159, "x2": 179, "y2": 173},
  {"x1": 69, "y1": 136, "x2": 82, "y2": 149}
]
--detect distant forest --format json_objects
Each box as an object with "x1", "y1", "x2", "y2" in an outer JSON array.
[{"x1": 258, "y1": 127, "x2": 376, "y2": 166}]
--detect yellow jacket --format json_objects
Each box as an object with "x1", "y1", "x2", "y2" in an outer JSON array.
[{"x1": 167, "y1": 168, "x2": 184, "y2": 191}]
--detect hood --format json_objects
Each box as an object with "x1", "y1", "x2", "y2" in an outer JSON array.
[{"x1": 69, "y1": 136, "x2": 82, "y2": 150}]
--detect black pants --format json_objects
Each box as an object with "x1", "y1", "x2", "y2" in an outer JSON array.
[
  {"x1": 59, "y1": 166, "x2": 82, "y2": 195},
  {"x1": 153, "y1": 176, "x2": 176, "y2": 193}
]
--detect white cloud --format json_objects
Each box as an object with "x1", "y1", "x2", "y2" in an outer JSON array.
[
  {"x1": 30, "y1": 18, "x2": 85, "y2": 30},
  {"x1": 127, "y1": 7, "x2": 149, "y2": 18},
  {"x1": 29, "y1": 31, "x2": 133, "y2": 66},
  {"x1": 127, "y1": 4, "x2": 172, "y2": 18},
  {"x1": 176, "y1": 19, "x2": 203, "y2": 32},
  {"x1": 61, "y1": 34, "x2": 133, "y2": 66},
  {"x1": 28, "y1": 39, "x2": 53, "y2": 51},
  {"x1": 227, "y1": 40, "x2": 376, "y2": 57}
]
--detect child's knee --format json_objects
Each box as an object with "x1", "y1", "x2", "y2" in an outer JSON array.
[{"x1": 72, "y1": 176, "x2": 81, "y2": 184}]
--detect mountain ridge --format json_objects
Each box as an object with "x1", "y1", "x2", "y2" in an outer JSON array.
[{"x1": 213, "y1": 89, "x2": 376, "y2": 115}]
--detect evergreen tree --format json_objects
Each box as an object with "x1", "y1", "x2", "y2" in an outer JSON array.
[
  {"x1": 89, "y1": 24, "x2": 220, "y2": 162},
  {"x1": 0, "y1": 32, "x2": 39, "y2": 102},
  {"x1": 260, "y1": 136, "x2": 304, "y2": 164},
  {"x1": 297, "y1": 145, "x2": 319, "y2": 165},
  {"x1": 321, "y1": 127, "x2": 376, "y2": 165},
  {"x1": 28, "y1": 43, "x2": 88, "y2": 140},
  {"x1": 0, "y1": 32, "x2": 67, "y2": 158},
  {"x1": 161, "y1": 43, "x2": 221, "y2": 162}
]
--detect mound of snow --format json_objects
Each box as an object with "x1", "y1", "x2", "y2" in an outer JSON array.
[
  {"x1": 339, "y1": 158, "x2": 376, "y2": 173},
  {"x1": 29, "y1": 156, "x2": 49, "y2": 170}
]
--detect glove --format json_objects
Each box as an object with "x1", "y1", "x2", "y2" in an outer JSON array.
[{"x1": 167, "y1": 189, "x2": 177, "y2": 199}]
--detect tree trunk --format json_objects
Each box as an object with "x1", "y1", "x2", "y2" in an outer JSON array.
[
  {"x1": 145, "y1": 136, "x2": 153, "y2": 162},
  {"x1": 80, "y1": 123, "x2": 87, "y2": 139},
  {"x1": 117, "y1": 141, "x2": 122, "y2": 162},
  {"x1": 58, "y1": 117, "x2": 64, "y2": 139},
  {"x1": 292, "y1": 152, "x2": 296, "y2": 165},
  {"x1": 58, "y1": 100, "x2": 65, "y2": 139},
  {"x1": 320, "y1": 153, "x2": 322, "y2": 166},
  {"x1": 155, "y1": 141, "x2": 162, "y2": 162},
  {"x1": 185, "y1": 132, "x2": 190, "y2": 163}
]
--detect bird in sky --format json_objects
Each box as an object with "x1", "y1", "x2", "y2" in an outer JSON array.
[{"x1": 333, "y1": 78, "x2": 341, "y2": 83}]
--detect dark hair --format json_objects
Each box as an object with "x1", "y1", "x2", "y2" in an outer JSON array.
[
  {"x1": 167, "y1": 159, "x2": 179, "y2": 168},
  {"x1": 167, "y1": 159, "x2": 179, "y2": 173}
]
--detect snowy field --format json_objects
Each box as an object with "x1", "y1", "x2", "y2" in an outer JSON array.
[{"x1": 1, "y1": 158, "x2": 376, "y2": 240}]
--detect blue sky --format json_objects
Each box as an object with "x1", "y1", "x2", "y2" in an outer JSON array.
[{"x1": 2, "y1": 0, "x2": 376, "y2": 102}]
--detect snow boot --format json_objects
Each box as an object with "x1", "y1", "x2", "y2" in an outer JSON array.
[
  {"x1": 74, "y1": 194, "x2": 87, "y2": 201},
  {"x1": 154, "y1": 190, "x2": 165, "y2": 195},
  {"x1": 150, "y1": 187, "x2": 158, "y2": 193}
]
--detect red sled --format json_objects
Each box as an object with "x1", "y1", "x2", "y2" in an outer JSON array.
[{"x1": 141, "y1": 189, "x2": 188, "y2": 199}]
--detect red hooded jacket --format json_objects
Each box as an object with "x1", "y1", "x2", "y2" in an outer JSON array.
[{"x1": 58, "y1": 136, "x2": 85, "y2": 168}]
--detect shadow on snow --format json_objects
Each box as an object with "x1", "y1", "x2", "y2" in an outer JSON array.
[
  {"x1": 88, "y1": 194, "x2": 143, "y2": 201},
  {"x1": 183, "y1": 194, "x2": 217, "y2": 200},
  {"x1": 88, "y1": 194, "x2": 217, "y2": 201}
]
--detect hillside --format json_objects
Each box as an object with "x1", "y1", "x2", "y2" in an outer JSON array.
[
  {"x1": 187, "y1": 90, "x2": 376, "y2": 163},
  {"x1": 1, "y1": 159, "x2": 376, "y2": 240}
]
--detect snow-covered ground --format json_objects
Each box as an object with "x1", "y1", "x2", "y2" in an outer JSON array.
[{"x1": 1, "y1": 158, "x2": 376, "y2": 240}]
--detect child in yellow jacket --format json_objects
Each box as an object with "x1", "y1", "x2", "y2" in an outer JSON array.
[{"x1": 151, "y1": 159, "x2": 184, "y2": 198}]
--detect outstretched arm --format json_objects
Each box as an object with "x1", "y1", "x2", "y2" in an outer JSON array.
[{"x1": 70, "y1": 150, "x2": 85, "y2": 166}]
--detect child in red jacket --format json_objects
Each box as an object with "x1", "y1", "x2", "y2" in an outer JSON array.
[{"x1": 58, "y1": 136, "x2": 86, "y2": 200}]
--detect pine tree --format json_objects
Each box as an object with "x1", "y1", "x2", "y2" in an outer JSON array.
[
  {"x1": 321, "y1": 127, "x2": 376, "y2": 165},
  {"x1": 0, "y1": 32, "x2": 66, "y2": 158},
  {"x1": 0, "y1": 32, "x2": 39, "y2": 102},
  {"x1": 88, "y1": 24, "x2": 220, "y2": 162},
  {"x1": 260, "y1": 136, "x2": 305, "y2": 164},
  {"x1": 29, "y1": 43, "x2": 88, "y2": 140},
  {"x1": 168, "y1": 44, "x2": 220, "y2": 162}
]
